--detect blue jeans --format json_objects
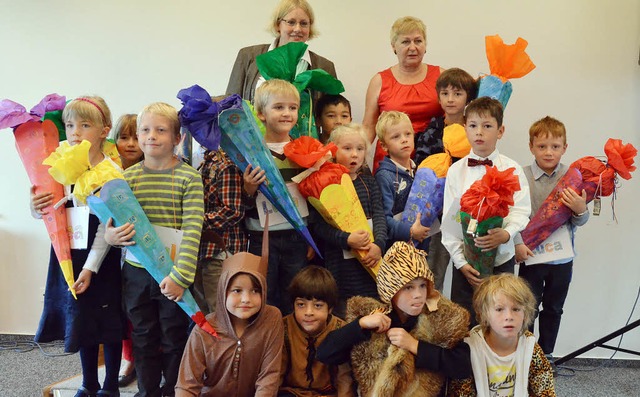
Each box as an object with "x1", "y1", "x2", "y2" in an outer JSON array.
[
  {"x1": 519, "y1": 261, "x2": 573, "y2": 354},
  {"x1": 451, "y1": 257, "x2": 516, "y2": 328},
  {"x1": 249, "y1": 230, "x2": 308, "y2": 315}
]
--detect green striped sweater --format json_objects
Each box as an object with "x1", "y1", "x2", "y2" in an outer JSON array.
[{"x1": 124, "y1": 161, "x2": 204, "y2": 288}]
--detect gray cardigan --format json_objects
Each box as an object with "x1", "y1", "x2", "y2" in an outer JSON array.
[{"x1": 226, "y1": 43, "x2": 337, "y2": 103}]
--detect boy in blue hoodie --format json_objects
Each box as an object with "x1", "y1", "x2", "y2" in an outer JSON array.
[{"x1": 374, "y1": 111, "x2": 430, "y2": 249}]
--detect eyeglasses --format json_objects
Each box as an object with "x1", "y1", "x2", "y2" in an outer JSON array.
[{"x1": 280, "y1": 18, "x2": 310, "y2": 29}]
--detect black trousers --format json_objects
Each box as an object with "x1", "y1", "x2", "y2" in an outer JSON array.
[
  {"x1": 123, "y1": 264, "x2": 190, "y2": 397},
  {"x1": 519, "y1": 261, "x2": 574, "y2": 354}
]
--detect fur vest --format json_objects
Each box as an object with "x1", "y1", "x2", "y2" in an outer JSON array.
[{"x1": 346, "y1": 296, "x2": 469, "y2": 397}]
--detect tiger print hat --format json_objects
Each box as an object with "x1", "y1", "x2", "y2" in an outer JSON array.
[{"x1": 377, "y1": 241, "x2": 440, "y2": 311}]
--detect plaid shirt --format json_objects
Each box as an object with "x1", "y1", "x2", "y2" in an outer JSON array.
[{"x1": 198, "y1": 149, "x2": 248, "y2": 259}]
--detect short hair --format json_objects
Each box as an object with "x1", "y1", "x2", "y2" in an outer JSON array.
[
  {"x1": 63, "y1": 96, "x2": 112, "y2": 129},
  {"x1": 329, "y1": 123, "x2": 371, "y2": 156},
  {"x1": 529, "y1": 116, "x2": 567, "y2": 144},
  {"x1": 270, "y1": 0, "x2": 318, "y2": 40},
  {"x1": 464, "y1": 97, "x2": 504, "y2": 127},
  {"x1": 137, "y1": 102, "x2": 181, "y2": 137},
  {"x1": 473, "y1": 274, "x2": 536, "y2": 336},
  {"x1": 288, "y1": 265, "x2": 338, "y2": 309},
  {"x1": 390, "y1": 16, "x2": 426, "y2": 46},
  {"x1": 254, "y1": 79, "x2": 300, "y2": 115},
  {"x1": 112, "y1": 114, "x2": 137, "y2": 141},
  {"x1": 314, "y1": 94, "x2": 352, "y2": 120},
  {"x1": 436, "y1": 68, "x2": 478, "y2": 103},
  {"x1": 375, "y1": 110, "x2": 413, "y2": 143}
]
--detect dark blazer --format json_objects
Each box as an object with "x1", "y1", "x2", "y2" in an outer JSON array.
[{"x1": 226, "y1": 43, "x2": 337, "y2": 103}]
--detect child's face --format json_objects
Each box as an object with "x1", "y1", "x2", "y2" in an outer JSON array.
[
  {"x1": 319, "y1": 103, "x2": 352, "y2": 135},
  {"x1": 293, "y1": 297, "x2": 331, "y2": 336},
  {"x1": 65, "y1": 117, "x2": 108, "y2": 154},
  {"x1": 117, "y1": 128, "x2": 143, "y2": 166},
  {"x1": 392, "y1": 278, "x2": 427, "y2": 319},
  {"x1": 334, "y1": 133, "x2": 366, "y2": 175},
  {"x1": 381, "y1": 121, "x2": 414, "y2": 163},
  {"x1": 529, "y1": 134, "x2": 567, "y2": 175},
  {"x1": 258, "y1": 93, "x2": 299, "y2": 138},
  {"x1": 486, "y1": 292, "x2": 524, "y2": 342},
  {"x1": 465, "y1": 112, "x2": 504, "y2": 158},
  {"x1": 438, "y1": 85, "x2": 468, "y2": 120},
  {"x1": 137, "y1": 113, "x2": 179, "y2": 160},
  {"x1": 226, "y1": 274, "x2": 262, "y2": 324}
]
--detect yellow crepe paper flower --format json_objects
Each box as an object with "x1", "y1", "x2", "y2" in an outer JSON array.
[
  {"x1": 43, "y1": 140, "x2": 124, "y2": 204},
  {"x1": 103, "y1": 139, "x2": 123, "y2": 168},
  {"x1": 44, "y1": 141, "x2": 91, "y2": 185}
]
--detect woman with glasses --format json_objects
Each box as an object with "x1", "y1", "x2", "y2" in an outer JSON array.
[
  {"x1": 226, "y1": 0, "x2": 337, "y2": 103},
  {"x1": 362, "y1": 16, "x2": 445, "y2": 172}
]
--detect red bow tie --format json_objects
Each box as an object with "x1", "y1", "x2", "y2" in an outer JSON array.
[{"x1": 467, "y1": 158, "x2": 493, "y2": 167}]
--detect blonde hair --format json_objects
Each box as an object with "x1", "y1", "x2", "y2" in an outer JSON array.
[
  {"x1": 473, "y1": 274, "x2": 536, "y2": 336},
  {"x1": 329, "y1": 123, "x2": 371, "y2": 156},
  {"x1": 112, "y1": 114, "x2": 137, "y2": 141},
  {"x1": 254, "y1": 79, "x2": 300, "y2": 115},
  {"x1": 375, "y1": 111, "x2": 413, "y2": 143},
  {"x1": 63, "y1": 96, "x2": 112, "y2": 129},
  {"x1": 137, "y1": 102, "x2": 181, "y2": 137},
  {"x1": 529, "y1": 116, "x2": 567, "y2": 145},
  {"x1": 390, "y1": 16, "x2": 426, "y2": 45},
  {"x1": 270, "y1": 0, "x2": 318, "y2": 40}
]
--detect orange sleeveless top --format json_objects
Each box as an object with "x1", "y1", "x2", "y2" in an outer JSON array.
[{"x1": 378, "y1": 64, "x2": 443, "y2": 134}]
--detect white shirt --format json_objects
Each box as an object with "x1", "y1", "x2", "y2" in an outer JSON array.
[{"x1": 442, "y1": 149, "x2": 531, "y2": 269}]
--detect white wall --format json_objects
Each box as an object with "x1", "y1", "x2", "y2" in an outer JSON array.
[{"x1": 0, "y1": 0, "x2": 638, "y2": 359}]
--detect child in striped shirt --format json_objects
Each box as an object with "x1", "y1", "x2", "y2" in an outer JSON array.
[{"x1": 106, "y1": 102, "x2": 204, "y2": 396}]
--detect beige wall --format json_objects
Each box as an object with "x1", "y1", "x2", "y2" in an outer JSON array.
[{"x1": 0, "y1": 0, "x2": 638, "y2": 359}]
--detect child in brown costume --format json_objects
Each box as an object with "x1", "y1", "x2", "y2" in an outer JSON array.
[{"x1": 316, "y1": 241, "x2": 471, "y2": 396}]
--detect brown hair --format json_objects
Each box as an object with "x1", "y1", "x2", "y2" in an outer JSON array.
[
  {"x1": 228, "y1": 272, "x2": 262, "y2": 293},
  {"x1": 288, "y1": 266, "x2": 338, "y2": 309},
  {"x1": 436, "y1": 68, "x2": 478, "y2": 103},
  {"x1": 473, "y1": 273, "x2": 536, "y2": 336},
  {"x1": 113, "y1": 114, "x2": 137, "y2": 141},
  {"x1": 464, "y1": 97, "x2": 504, "y2": 127},
  {"x1": 529, "y1": 116, "x2": 567, "y2": 144}
]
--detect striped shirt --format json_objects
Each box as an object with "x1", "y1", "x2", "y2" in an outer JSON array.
[{"x1": 124, "y1": 161, "x2": 204, "y2": 288}]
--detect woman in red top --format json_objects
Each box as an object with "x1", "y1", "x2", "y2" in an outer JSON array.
[{"x1": 362, "y1": 16, "x2": 444, "y2": 171}]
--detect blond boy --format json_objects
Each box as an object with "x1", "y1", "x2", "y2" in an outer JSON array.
[{"x1": 374, "y1": 111, "x2": 430, "y2": 248}]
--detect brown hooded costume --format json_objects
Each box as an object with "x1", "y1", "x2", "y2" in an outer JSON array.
[
  {"x1": 317, "y1": 241, "x2": 471, "y2": 397},
  {"x1": 176, "y1": 249, "x2": 284, "y2": 396}
]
